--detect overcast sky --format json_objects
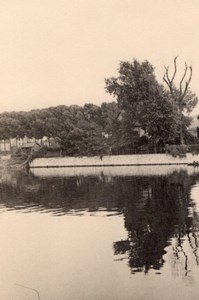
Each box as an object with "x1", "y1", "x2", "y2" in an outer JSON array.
[{"x1": 0, "y1": 0, "x2": 199, "y2": 114}]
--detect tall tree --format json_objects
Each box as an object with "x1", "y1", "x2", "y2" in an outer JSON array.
[
  {"x1": 163, "y1": 57, "x2": 198, "y2": 144},
  {"x1": 105, "y1": 59, "x2": 179, "y2": 151}
]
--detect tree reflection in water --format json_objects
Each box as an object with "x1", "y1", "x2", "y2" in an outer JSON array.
[
  {"x1": 0, "y1": 168, "x2": 199, "y2": 277},
  {"x1": 113, "y1": 170, "x2": 199, "y2": 275}
]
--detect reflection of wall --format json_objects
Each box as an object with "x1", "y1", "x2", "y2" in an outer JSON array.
[{"x1": 30, "y1": 165, "x2": 199, "y2": 178}]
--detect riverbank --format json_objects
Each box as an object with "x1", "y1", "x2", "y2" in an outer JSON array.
[
  {"x1": 0, "y1": 154, "x2": 26, "y2": 169},
  {"x1": 30, "y1": 153, "x2": 199, "y2": 168}
]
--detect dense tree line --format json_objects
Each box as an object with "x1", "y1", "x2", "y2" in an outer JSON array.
[
  {"x1": 0, "y1": 58, "x2": 198, "y2": 156},
  {"x1": 0, "y1": 102, "x2": 121, "y2": 156}
]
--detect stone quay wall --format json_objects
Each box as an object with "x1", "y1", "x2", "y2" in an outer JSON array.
[{"x1": 30, "y1": 153, "x2": 199, "y2": 168}]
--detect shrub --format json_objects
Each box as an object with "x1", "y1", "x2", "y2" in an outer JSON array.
[
  {"x1": 188, "y1": 144, "x2": 199, "y2": 155},
  {"x1": 12, "y1": 147, "x2": 29, "y2": 160},
  {"x1": 165, "y1": 144, "x2": 189, "y2": 158}
]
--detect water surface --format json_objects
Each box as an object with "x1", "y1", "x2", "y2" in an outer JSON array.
[{"x1": 0, "y1": 166, "x2": 199, "y2": 299}]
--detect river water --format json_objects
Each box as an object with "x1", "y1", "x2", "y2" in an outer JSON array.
[{"x1": 0, "y1": 166, "x2": 199, "y2": 299}]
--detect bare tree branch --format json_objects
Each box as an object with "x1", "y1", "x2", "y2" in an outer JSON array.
[
  {"x1": 187, "y1": 66, "x2": 193, "y2": 87},
  {"x1": 163, "y1": 74, "x2": 170, "y2": 88},
  {"x1": 165, "y1": 66, "x2": 171, "y2": 85},
  {"x1": 171, "y1": 56, "x2": 178, "y2": 83},
  {"x1": 163, "y1": 57, "x2": 178, "y2": 95},
  {"x1": 164, "y1": 58, "x2": 193, "y2": 103},
  {"x1": 179, "y1": 62, "x2": 188, "y2": 96},
  {"x1": 163, "y1": 57, "x2": 194, "y2": 144},
  {"x1": 163, "y1": 66, "x2": 174, "y2": 95},
  {"x1": 181, "y1": 66, "x2": 193, "y2": 101}
]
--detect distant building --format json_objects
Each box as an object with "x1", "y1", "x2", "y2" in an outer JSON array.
[
  {"x1": 0, "y1": 140, "x2": 11, "y2": 152},
  {"x1": 10, "y1": 137, "x2": 38, "y2": 148},
  {"x1": 21, "y1": 142, "x2": 41, "y2": 154},
  {"x1": 0, "y1": 136, "x2": 61, "y2": 153}
]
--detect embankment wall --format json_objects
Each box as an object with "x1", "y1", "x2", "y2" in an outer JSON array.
[{"x1": 30, "y1": 153, "x2": 199, "y2": 168}]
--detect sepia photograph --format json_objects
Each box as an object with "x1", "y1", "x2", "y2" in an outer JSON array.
[{"x1": 0, "y1": 0, "x2": 199, "y2": 299}]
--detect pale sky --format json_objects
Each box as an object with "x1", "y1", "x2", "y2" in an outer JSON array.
[{"x1": 0, "y1": 0, "x2": 199, "y2": 114}]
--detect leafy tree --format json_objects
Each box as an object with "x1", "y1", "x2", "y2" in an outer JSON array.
[
  {"x1": 105, "y1": 59, "x2": 180, "y2": 152},
  {"x1": 24, "y1": 110, "x2": 47, "y2": 140},
  {"x1": 100, "y1": 102, "x2": 120, "y2": 132},
  {"x1": 0, "y1": 114, "x2": 25, "y2": 140}
]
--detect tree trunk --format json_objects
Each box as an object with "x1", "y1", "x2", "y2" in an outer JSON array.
[
  {"x1": 179, "y1": 109, "x2": 184, "y2": 145},
  {"x1": 153, "y1": 140, "x2": 157, "y2": 153},
  {"x1": 180, "y1": 121, "x2": 184, "y2": 144}
]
